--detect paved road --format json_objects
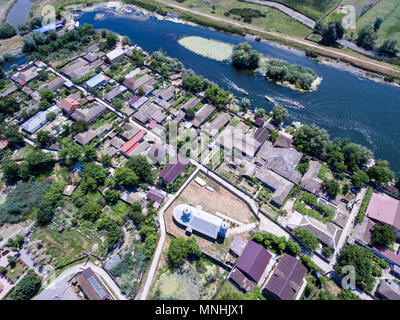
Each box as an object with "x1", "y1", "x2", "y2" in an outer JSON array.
[
  {"x1": 153, "y1": 0, "x2": 400, "y2": 76},
  {"x1": 329, "y1": 188, "x2": 366, "y2": 269},
  {"x1": 139, "y1": 166, "x2": 200, "y2": 300},
  {"x1": 241, "y1": 0, "x2": 316, "y2": 29}
]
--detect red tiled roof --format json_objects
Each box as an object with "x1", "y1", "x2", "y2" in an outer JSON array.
[
  {"x1": 61, "y1": 97, "x2": 80, "y2": 113},
  {"x1": 125, "y1": 142, "x2": 140, "y2": 156},
  {"x1": 120, "y1": 129, "x2": 146, "y2": 154}
]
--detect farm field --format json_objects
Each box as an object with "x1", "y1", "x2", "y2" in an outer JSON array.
[
  {"x1": 178, "y1": 0, "x2": 312, "y2": 37},
  {"x1": 273, "y1": 0, "x2": 342, "y2": 20},
  {"x1": 347, "y1": 0, "x2": 400, "y2": 46}
]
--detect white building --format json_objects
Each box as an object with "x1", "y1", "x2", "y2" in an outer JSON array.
[{"x1": 173, "y1": 204, "x2": 228, "y2": 240}]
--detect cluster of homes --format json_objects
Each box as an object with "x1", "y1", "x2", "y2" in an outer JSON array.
[
  {"x1": 352, "y1": 191, "x2": 400, "y2": 299},
  {"x1": 33, "y1": 267, "x2": 114, "y2": 300},
  {"x1": 228, "y1": 238, "x2": 307, "y2": 300}
]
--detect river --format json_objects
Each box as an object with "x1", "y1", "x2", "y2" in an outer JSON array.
[
  {"x1": 79, "y1": 7, "x2": 398, "y2": 172},
  {"x1": 6, "y1": 0, "x2": 40, "y2": 28}
]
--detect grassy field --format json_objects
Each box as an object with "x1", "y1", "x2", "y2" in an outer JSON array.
[
  {"x1": 273, "y1": 0, "x2": 342, "y2": 20},
  {"x1": 179, "y1": 0, "x2": 311, "y2": 38},
  {"x1": 212, "y1": 278, "x2": 244, "y2": 299},
  {"x1": 348, "y1": 0, "x2": 400, "y2": 46}
]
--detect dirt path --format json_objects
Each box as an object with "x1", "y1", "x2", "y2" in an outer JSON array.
[{"x1": 154, "y1": 0, "x2": 400, "y2": 77}]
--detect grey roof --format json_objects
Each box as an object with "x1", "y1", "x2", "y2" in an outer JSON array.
[
  {"x1": 230, "y1": 236, "x2": 248, "y2": 256},
  {"x1": 152, "y1": 97, "x2": 172, "y2": 109},
  {"x1": 264, "y1": 254, "x2": 307, "y2": 300},
  {"x1": 159, "y1": 85, "x2": 176, "y2": 101},
  {"x1": 287, "y1": 211, "x2": 342, "y2": 249},
  {"x1": 133, "y1": 102, "x2": 162, "y2": 124},
  {"x1": 180, "y1": 97, "x2": 199, "y2": 111},
  {"x1": 192, "y1": 104, "x2": 216, "y2": 127},
  {"x1": 104, "y1": 85, "x2": 127, "y2": 102},
  {"x1": 0, "y1": 84, "x2": 18, "y2": 98},
  {"x1": 257, "y1": 141, "x2": 303, "y2": 184},
  {"x1": 190, "y1": 214, "x2": 221, "y2": 239},
  {"x1": 254, "y1": 127, "x2": 270, "y2": 145},
  {"x1": 121, "y1": 123, "x2": 141, "y2": 141},
  {"x1": 255, "y1": 168, "x2": 294, "y2": 207},
  {"x1": 151, "y1": 109, "x2": 167, "y2": 123},
  {"x1": 110, "y1": 136, "x2": 125, "y2": 149},
  {"x1": 123, "y1": 74, "x2": 153, "y2": 91},
  {"x1": 44, "y1": 77, "x2": 65, "y2": 92},
  {"x1": 20, "y1": 105, "x2": 62, "y2": 133},
  {"x1": 147, "y1": 189, "x2": 164, "y2": 203},
  {"x1": 201, "y1": 113, "x2": 231, "y2": 137},
  {"x1": 71, "y1": 103, "x2": 107, "y2": 123},
  {"x1": 73, "y1": 123, "x2": 112, "y2": 145},
  {"x1": 300, "y1": 160, "x2": 322, "y2": 194},
  {"x1": 274, "y1": 134, "x2": 293, "y2": 148},
  {"x1": 146, "y1": 143, "x2": 167, "y2": 164},
  {"x1": 377, "y1": 281, "x2": 400, "y2": 300}
]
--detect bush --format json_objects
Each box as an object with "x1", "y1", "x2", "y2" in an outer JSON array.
[
  {"x1": 293, "y1": 227, "x2": 320, "y2": 252},
  {"x1": 167, "y1": 237, "x2": 202, "y2": 267},
  {"x1": 10, "y1": 272, "x2": 41, "y2": 300},
  {"x1": 356, "y1": 187, "x2": 373, "y2": 224}
]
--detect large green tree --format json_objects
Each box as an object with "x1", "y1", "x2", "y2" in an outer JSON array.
[
  {"x1": 293, "y1": 227, "x2": 319, "y2": 252},
  {"x1": 371, "y1": 223, "x2": 396, "y2": 247}
]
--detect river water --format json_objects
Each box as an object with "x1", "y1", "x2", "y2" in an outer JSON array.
[
  {"x1": 79, "y1": 7, "x2": 397, "y2": 172},
  {"x1": 6, "y1": 0, "x2": 40, "y2": 28}
]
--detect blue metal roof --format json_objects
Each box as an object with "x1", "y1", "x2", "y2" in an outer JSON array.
[{"x1": 85, "y1": 73, "x2": 105, "y2": 88}]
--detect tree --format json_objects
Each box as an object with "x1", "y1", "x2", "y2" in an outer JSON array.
[
  {"x1": 338, "y1": 289, "x2": 360, "y2": 300},
  {"x1": 231, "y1": 42, "x2": 260, "y2": 70},
  {"x1": 80, "y1": 162, "x2": 106, "y2": 193},
  {"x1": 0, "y1": 266, "x2": 6, "y2": 276},
  {"x1": 204, "y1": 85, "x2": 232, "y2": 109},
  {"x1": 185, "y1": 108, "x2": 195, "y2": 120},
  {"x1": 293, "y1": 227, "x2": 319, "y2": 251},
  {"x1": 270, "y1": 129, "x2": 279, "y2": 143},
  {"x1": 239, "y1": 97, "x2": 250, "y2": 111},
  {"x1": 38, "y1": 88, "x2": 55, "y2": 103},
  {"x1": 104, "y1": 189, "x2": 120, "y2": 205},
  {"x1": 2, "y1": 159, "x2": 21, "y2": 183},
  {"x1": 71, "y1": 120, "x2": 89, "y2": 135},
  {"x1": 46, "y1": 112, "x2": 56, "y2": 122},
  {"x1": 114, "y1": 167, "x2": 139, "y2": 188},
  {"x1": 101, "y1": 154, "x2": 112, "y2": 167},
  {"x1": 316, "y1": 20, "x2": 344, "y2": 45},
  {"x1": 357, "y1": 24, "x2": 376, "y2": 50},
  {"x1": 0, "y1": 23, "x2": 17, "y2": 39},
  {"x1": 105, "y1": 32, "x2": 118, "y2": 48},
  {"x1": 322, "y1": 179, "x2": 340, "y2": 197},
  {"x1": 36, "y1": 131, "x2": 55, "y2": 148},
  {"x1": 379, "y1": 39, "x2": 399, "y2": 57},
  {"x1": 126, "y1": 156, "x2": 153, "y2": 183},
  {"x1": 80, "y1": 202, "x2": 102, "y2": 222},
  {"x1": 167, "y1": 237, "x2": 201, "y2": 267},
  {"x1": 371, "y1": 223, "x2": 396, "y2": 247},
  {"x1": 367, "y1": 163, "x2": 395, "y2": 185},
  {"x1": 335, "y1": 244, "x2": 375, "y2": 292},
  {"x1": 254, "y1": 108, "x2": 266, "y2": 118},
  {"x1": 373, "y1": 17, "x2": 383, "y2": 32},
  {"x1": 293, "y1": 124, "x2": 330, "y2": 157},
  {"x1": 286, "y1": 239, "x2": 301, "y2": 256},
  {"x1": 351, "y1": 170, "x2": 369, "y2": 187},
  {"x1": 4, "y1": 125, "x2": 24, "y2": 145},
  {"x1": 271, "y1": 105, "x2": 288, "y2": 125},
  {"x1": 36, "y1": 198, "x2": 55, "y2": 226},
  {"x1": 10, "y1": 273, "x2": 41, "y2": 300}
]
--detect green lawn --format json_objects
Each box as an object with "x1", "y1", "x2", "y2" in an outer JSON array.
[
  {"x1": 212, "y1": 278, "x2": 244, "y2": 299},
  {"x1": 6, "y1": 259, "x2": 28, "y2": 284},
  {"x1": 180, "y1": 0, "x2": 312, "y2": 38},
  {"x1": 348, "y1": 0, "x2": 400, "y2": 46},
  {"x1": 273, "y1": 0, "x2": 342, "y2": 20},
  {"x1": 107, "y1": 200, "x2": 130, "y2": 225}
]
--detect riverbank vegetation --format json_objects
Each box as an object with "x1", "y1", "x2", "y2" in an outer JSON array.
[
  {"x1": 259, "y1": 58, "x2": 317, "y2": 91},
  {"x1": 178, "y1": 36, "x2": 233, "y2": 61},
  {"x1": 272, "y1": 0, "x2": 342, "y2": 20}
]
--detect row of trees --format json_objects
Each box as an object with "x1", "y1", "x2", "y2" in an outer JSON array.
[{"x1": 314, "y1": 19, "x2": 345, "y2": 46}]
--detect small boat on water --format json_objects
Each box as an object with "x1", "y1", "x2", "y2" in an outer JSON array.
[
  {"x1": 293, "y1": 101, "x2": 305, "y2": 109},
  {"x1": 265, "y1": 95, "x2": 275, "y2": 104},
  {"x1": 238, "y1": 88, "x2": 248, "y2": 95}
]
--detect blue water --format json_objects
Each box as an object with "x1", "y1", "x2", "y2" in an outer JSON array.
[
  {"x1": 6, "y1": 0, "x2": 40, "y2": 28},
  {"x1": 78, "y1": 9, "x2": 399, "y2": 172},
  {"x1": 1, "y1": 55, "x2": 27, "y2": 72}
]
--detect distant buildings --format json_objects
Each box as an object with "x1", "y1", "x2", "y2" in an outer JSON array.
[{"x1": 172, "y1": 204, "x2": 228, "y2": 240}]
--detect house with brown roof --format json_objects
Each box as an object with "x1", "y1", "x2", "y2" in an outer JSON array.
[
  {"x1": 71, "y1": 103, "x2": 107, "y2": 124},
  {"x1": 60, "y1": 97, "x2": 80, "y2": 114},
  {"x1": 263, "y1": 254, "x2": 307, "y2": 300},
  {"x1": 123, "y1": 74, "x2": 153, "y2": 93},
  {"x1": 43, "y1": 77, "x2": 66, "y2": 92},
  {"x1": 76, "y1": 267, "x2": 114, "y2": 300},
  {"x1": 229, "y1": 240, "x2": 272, "y2": 292}
]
